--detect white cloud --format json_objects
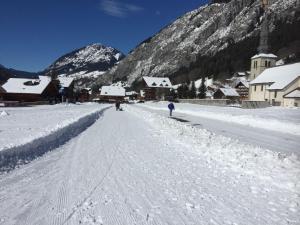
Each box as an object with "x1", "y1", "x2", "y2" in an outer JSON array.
[{"x1": 100, "y1": 0, "x2": 143, "y2": 18}]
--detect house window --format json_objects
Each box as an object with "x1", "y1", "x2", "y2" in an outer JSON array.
[
  {"x1": 254, "y1": 85, "x2": 256, "y2": 91},
  {"x1": 254, "y1": 61, "x2": 257, "y2": 69},
  {"x1": 274, "y1": 91, "x2": 277, "y2": 98},
  {"x1": 265, "y1": 61, "x2": 268, "y2": 67},
  {"x1": 268, "y1": 61, "x2": 271, "y2": 67},
  {"x1": 261, "y1": 85, "x2": 263, "y2": 91}
]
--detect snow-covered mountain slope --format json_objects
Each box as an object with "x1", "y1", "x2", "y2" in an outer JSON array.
[
  {"x1": 44, "y1": 43, "x2": 125, "y2": 86},
  {"x1": 94, "y1": 0, "x2": 300, "y2": 88}
]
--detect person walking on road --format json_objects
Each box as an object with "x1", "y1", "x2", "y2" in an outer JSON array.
[
  {"x1": 168, "y1": 102, "x2": 175, "y2": 117},
  {"x1": 115, "y1": 101, "x2": 121, "y2": 111}
]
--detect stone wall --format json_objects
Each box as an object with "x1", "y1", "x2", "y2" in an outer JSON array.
[
  {"x1": 179, "y1": 99, "x2": 231, "y2": 106},
  {"x1": 241, "y1": 100, "x2": 270, "y2": 108}
]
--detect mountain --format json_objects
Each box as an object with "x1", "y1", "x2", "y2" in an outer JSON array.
[
  {"x1": 93, "y1": 0, "x2": 300, "y2": 89},
  {"x1": 0, "y1": 65, "x2": 38, "y2": 84},
  {"x1": 44, "y1": 43, "x2": 125, "y2": 87}
]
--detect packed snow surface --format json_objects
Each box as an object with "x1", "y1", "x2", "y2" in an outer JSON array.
[
  {"x1": 138, "y1": 102, "x2": 300, "y2": 136},
  {"x1": 0, "y1": 105, "x2": 299, "y2": 225}
]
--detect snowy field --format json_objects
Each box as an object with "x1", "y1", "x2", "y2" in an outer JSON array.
[
  {"x1": 0, "y1": 103, "x2": 108, "y2": 151},
  {"x1": 0, "y1": 104, "x2": 299, "y2": 225}
]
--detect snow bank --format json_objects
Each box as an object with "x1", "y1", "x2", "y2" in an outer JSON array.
[
  {"x1": 0, "y1": 111, "x2": 9, "y2": 117},
  {"x1": 0, "y1": 104, "x2": 110, "y2": 172},
  {"x1": 139, "y1": 102, "x2": 300, "y2": 136},
  {"x1": 127, "y1": 105, "x2": 300, "y2": 193}
]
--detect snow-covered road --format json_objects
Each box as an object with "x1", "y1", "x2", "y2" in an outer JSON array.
[
  {"x1": 136, "y1": 103, "x2": 300, "y2": 156},
  {"x1": 0, "y1": 106, "x2": 299, "y2": 225}
]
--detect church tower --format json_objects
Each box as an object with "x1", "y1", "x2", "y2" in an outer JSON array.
[{"x1": 249, "y1": 0, "x2": 277, "y2": 81}]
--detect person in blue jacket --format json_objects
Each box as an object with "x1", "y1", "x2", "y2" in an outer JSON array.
[{"x1": 168, "y1": 102, "x2": 175, "y2": 117}]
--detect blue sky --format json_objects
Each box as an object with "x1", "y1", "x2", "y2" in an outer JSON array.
[{"x1": 0, "y1": 0, "x2": 209, "y2": 72}]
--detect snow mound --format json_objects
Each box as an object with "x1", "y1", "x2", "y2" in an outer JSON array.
[
  {"x1": 0, "y1": 111, "x2": 9, "y2": 117},
  {"x1": 127, "y1": 105, "x2": 300, "y2": 193},
  {"x1": 0, "y1": 106, "x2": 110, "y2": 173}
]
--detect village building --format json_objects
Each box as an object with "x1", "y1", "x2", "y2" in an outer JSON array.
[
  {"x1": 100, "y1": 86, "x2": 125, "y2": 102},
  {"x1": 235, "y1": 80, "x2": 249, "y2": 100},
  {"x1": 58, "y1": 77, "x2": 75, "y2": 101},
  {"x1": 0, "y1": 76, "x2": 59, "y2": 102},
  {"x1": 283, "y1": 88, "x2": 300, "y2": 107},
  {"x1": 0, "y1": 86, "x2": 5, "y2": 100},
  {"x1": 249, "y1": 63, "x2": 300, "y2": 106},
  {"x1": 77, "y1": 88, "x2": 92, "y2": 102},
  {"x1": 213, "y1": 87, "x2": 240, "y2": 101},
  {"x1": 141, "y1": 77, "x2": 172, "y2": 101},
  {"x1": 233, "y1": 71, "x2": 249, "y2": 78},
  {"x1": 125, "y1": 91, "x2": 138, "y2": 100}
]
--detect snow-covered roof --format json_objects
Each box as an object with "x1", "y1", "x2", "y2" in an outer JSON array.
[
  {"x1": 126, "y1": 91, "x2": 138, "y2": 96},
  {"x1": 284, "y1": 89, "x2": 300, "y2": 98},
  {"x1": 251, "y1": 53, "x2": 278, "y2": 60},
  {"x1": 143, "y1": 77, "x2": 172, "y2": 88},
  {"x1": 100, "y1": 86, "x2": 125, "y2": 97},
  {"x1": 250, "y1": 63, "x2": 300, "y2": 90},
  {"x1": 234, "y1": 72, "x2": 247, "y2": 77},
  {"x1": 235, "y1": 80, "x2": 249, "y2": 88},
  {"x1": 1, "y1": 76, "x2": 52, "y2": 94},
  {"x1": 218, "y1": 88, "x2": 239, "y2": 97},
  {"x1": 58, "y1": 77, "x2": 74, "y2": 88}
]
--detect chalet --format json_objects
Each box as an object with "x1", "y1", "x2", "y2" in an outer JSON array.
[
  {"x1": 213, "y1": 87, "x2": 240, "y2": 101},
  {"x1": 234, "y1": 72, "x2": 249, "y2": 78},
  {"x1": 125, "y1": 91, "x2": 138, "y2": 100},
  {"x1": 235, "y1": 80, "x2": 249, "y2": 100},
  {"x1": 0, "y1": 76, "x2": 59, "y2": 102},
  {"x1": 77, "y1": 88, "x2": 92, "y2": 102},
  {"x1": 142, "y1": 77, "x2": 172, "y2": 100},
  {"x1": 58, "y1": 77, "x2": 75, "y2": 101},
  {"x1": 100, "y1": 86, "x2": 125, "y2": 102},
  {"x1": 249, "y1": 63, "x2": 300, "y2": 106}
]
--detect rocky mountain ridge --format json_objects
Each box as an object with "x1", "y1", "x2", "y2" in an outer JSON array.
[
  {"x1": 45, "y1": 44, "x2": 124, "y2": 76},
  {"x1": 93, "y1": 0, "x2": 300, "y2": 89},
  {"x1": 0, "y1": 44, "x2": 125, "y2": 87}
]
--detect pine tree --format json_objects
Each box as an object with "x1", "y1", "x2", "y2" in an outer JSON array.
[
  {"x1": 189, "y1": 81, "x2": 197, "y2": 99},
  {"x1": 169, "y1": 88, "x2": 177, "y2": 100},
  {"x1": 182, "y1": 83, "x2": 189, "y2": 99},
  {"x1": 198, "y1": 77, "x2": 207, "y2": 99},
  {"x1": 177, "y1": 85, "x2": 183, "y2": 99}
]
